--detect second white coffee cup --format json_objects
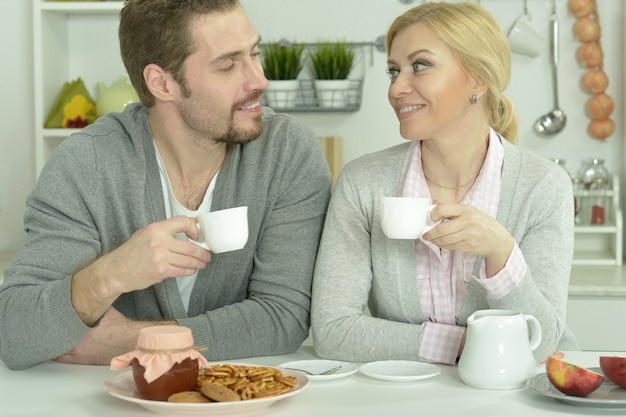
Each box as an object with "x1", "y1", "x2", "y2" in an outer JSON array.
[
  {"x1": 189, "y1": 206, "x2": 249, "y2": 253},
  {"x1": 380, "y1": 197, "x2": 440, "y2": 239}
]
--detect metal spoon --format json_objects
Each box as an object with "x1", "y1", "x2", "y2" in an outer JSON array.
[
  {"x1": 534, "y1": 5, "x2": 566, "y2": 135},
  {"x1": 284, "y1": 365, "x2": 342, "y2": 376}
]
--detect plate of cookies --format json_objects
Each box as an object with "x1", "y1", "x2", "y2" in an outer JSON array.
[{"x1": 103, "y1": 362, "x2": 309, "y2": 416}]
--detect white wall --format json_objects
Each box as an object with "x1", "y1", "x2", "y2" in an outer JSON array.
[
  {"x1": 0, "y1": 0, "x2": 624, "y2": 251},
  {"x1": 0, "y1": 0, "x2": 34, "y2": 250}
]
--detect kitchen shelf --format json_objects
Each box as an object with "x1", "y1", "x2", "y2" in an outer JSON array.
[
  {"x1": 33, "y1": 0, "x2": 127, "y2": 176},
  {"x1": 572, "y1": 173, "x2": 622, "y2": 266},
  {"x1": 43, "y1": 128, "x2": 81, "y2": 138},
  {"x1": 39, "y1": 1, "x2": 123, "y2": 13},
  {"x1": 262, "y1": 79, "x2": 363, "y2": 112}
]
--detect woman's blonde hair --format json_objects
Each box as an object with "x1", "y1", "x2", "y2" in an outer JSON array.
[{"x1": 386, "y1": 2, "x2": 518, "y2": 143}]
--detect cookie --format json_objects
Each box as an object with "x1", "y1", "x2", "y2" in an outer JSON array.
[
  {"x1": 167, "y1": 391, "x2": 212, "y2": 403},
  {"x1": 200, "y1": 382, "x2": 241, "y2": 402}
]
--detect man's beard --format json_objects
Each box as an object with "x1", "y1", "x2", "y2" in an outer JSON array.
[
  {"x1": 212, "y1": 112, "x2": 264, "y2": 145},
  {"x1": 213, "y1": 91, "x2": 265, "y2": 145},
  {"x1": 177, "y1": 77, "x2": 265, "y2": 145}
]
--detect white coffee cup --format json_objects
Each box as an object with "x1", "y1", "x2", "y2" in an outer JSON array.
[
  {"x1": 508, "y1": 14, "x2": 544, "y2": 58},
  {"x1": 380, "y1": 197, "x2": 440, "y2": 239},
  {"x1": 189, "y1": 206, "x2": 249, "y2": 253}
]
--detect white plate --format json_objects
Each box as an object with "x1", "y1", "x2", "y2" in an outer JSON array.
[
  {"x1": 358, "y1": 360, "x2": 441, "y2": 382},
  {"x1": 278, "y1": 360, "x2": 358, "y2": 381},
  {"x1": 103, "y1": 364, "x2": 309, "y2": 416},
  {"x1": 527, "y1": 369, "x2": 626, "y2": 409}
]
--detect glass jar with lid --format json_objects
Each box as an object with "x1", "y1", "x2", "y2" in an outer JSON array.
[
  {"x1": 576, "y1": 158, "x2": 611, "y2": 225},
  {"x1": 577, "y1": 158, "x2": 610, "y2": 189},
  {"x1": 590, "y1": 177, "x2": 609, "y2": 225}
]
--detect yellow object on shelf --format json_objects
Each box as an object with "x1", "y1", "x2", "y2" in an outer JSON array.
[{"x1": 44, "y1": 78, "x2": 97, "y2": 128}]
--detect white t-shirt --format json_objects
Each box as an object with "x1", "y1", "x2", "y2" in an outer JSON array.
[{"x1": 154, "y1": 145, "x2": 217, "y2": 312}]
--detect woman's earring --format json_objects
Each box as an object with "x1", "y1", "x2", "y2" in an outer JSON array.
[{"x1": 471, "y1": 94, "x2": 478, "y2": 104}]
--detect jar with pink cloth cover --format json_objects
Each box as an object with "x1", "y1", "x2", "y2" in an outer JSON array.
[{"x1": 110, "y1": 325, "x2": 210, "y2": 401}]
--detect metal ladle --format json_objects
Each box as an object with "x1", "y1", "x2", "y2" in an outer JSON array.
[{"x1": 534, "y1": 6, "x2": 566, "y2": 135}]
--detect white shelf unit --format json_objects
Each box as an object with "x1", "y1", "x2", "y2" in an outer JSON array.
[
  {"x1": 32, "y1": 1, "x2": 368, "y2": 178},
  {"x1": 572, "y1": 173, "x2": 623, "y2": 266},
  {"x1": 33, "y1": 0, "x2": 126, "y2": 177}
]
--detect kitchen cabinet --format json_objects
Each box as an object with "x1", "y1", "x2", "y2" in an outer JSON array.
[
  {"x1": 572, "y1": 174, "x2": 622, "y2": 266},
  {"x1": 567, "y1": 266, "x2": 626, "y2": 351},
  {"x1": 567, "y1": 296, "x2": 626, "y2": 351},
  {"x1": 33, "y1": 0, "x2": 126, "y2": 177}
]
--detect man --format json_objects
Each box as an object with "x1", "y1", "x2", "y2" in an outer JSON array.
[{"x1": 0, "y1": 0, "x2": 331, "y2": 369}]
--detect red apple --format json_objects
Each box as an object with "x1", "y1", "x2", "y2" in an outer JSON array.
[
  {"x1": 546, "y1": 355, "x2": 605, "y2": 397},
  {"x1": 600, "y1": 356, "x2": 626, "y2": 388}
]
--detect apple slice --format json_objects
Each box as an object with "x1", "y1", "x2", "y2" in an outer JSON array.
[
  {"x1": 600, "y1": 356, "x2": 626, "y2": 388},
  {"x1": 545, "y1": 355, "x2": 605, "y2": 397}
]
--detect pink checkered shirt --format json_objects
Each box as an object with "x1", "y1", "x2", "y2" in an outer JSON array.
[{"x1": 397, "y1": 130, "x2": 527, "y2": 364}]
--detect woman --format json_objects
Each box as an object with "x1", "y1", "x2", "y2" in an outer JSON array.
[{"x1": 311, "y1": 2, "x2": 579, "y2": 365}]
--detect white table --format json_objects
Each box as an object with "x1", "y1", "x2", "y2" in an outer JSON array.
[{"x1": 1, "y1": 346, "x2": 624, "y2": 417}]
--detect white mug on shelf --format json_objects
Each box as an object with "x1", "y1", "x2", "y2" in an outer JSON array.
[{"x1": 508, "y1": 13, "x2": 545, "y2": 58}]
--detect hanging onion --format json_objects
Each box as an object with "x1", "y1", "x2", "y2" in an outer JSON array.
[
  {"x1": 581, "y1": 69, "x2": 609, "y2": 93},
  {"x1": 574, "y1": 16, "x2": 601, "y2": 42},
  {"x1": 571, "y1": 0, "x2": 613, "y2": 140},
  {"x1": 586, "y1": 92, "x2": 614, "y2": 119},
  {"x1": 588, "y1": 118, "x2": 615, "y2": 140},
  {"x1": 576, "y1": 42, "x2": 603, "y2": 68},
  {"x1": 568, "y1": 0, "x2": 596, "y2": 17}
]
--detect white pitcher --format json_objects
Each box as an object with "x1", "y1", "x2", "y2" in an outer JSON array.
[{"x1": 457, "y1": 309, "x2": 542, "y2": 389}]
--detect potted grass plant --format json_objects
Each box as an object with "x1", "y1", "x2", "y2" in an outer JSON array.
[
  {"x1": 309, "y1": 41, "x2": 356, "y2": 108},
  {"x1": 262, "y1": 39, "x2": 305, "y2": 109}
]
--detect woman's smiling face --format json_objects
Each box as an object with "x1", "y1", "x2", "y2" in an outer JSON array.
[{"x1": 386, "y1": 23, "x2": 476, "y2": 141}]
